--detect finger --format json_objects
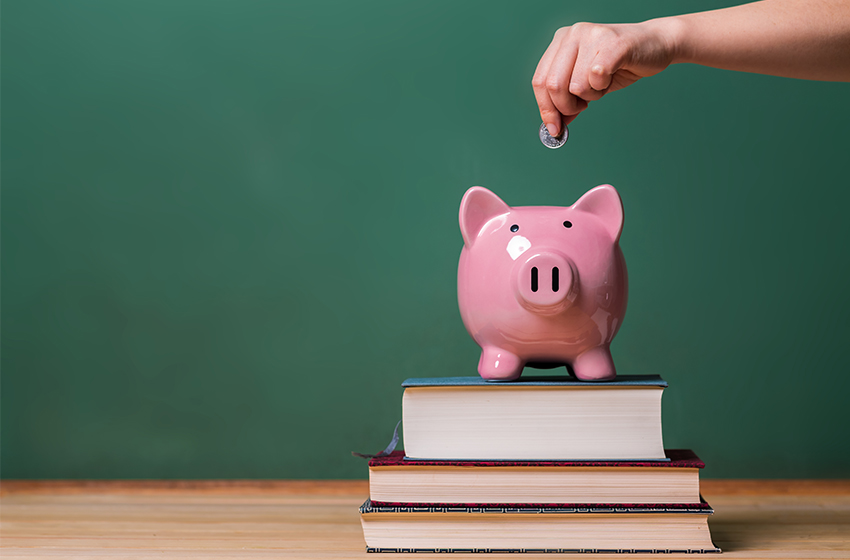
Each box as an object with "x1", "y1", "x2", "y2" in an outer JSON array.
[
  {"x1": 587, "y1": 45, "x2": 629, "y2": 92},
  {"x1": 532, "y1": 33, "x2": 566, "y2": 137},
  {"x1": 545, "y1": 39, "x2": 586, "y2": 121},
  {"x1": 607, "y1": 69, "x2": 641, "y2": 93},
  {"x1": 569, "y1": 43, "x2": 607, "y2": 102}
]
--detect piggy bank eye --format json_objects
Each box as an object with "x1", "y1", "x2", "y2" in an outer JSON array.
[
  {"x1": 563, "y1": 221, "x2": 572, "y2": 228},
  {"x1": 510, "y1": 224, "x2": 519, "y2": 232}
]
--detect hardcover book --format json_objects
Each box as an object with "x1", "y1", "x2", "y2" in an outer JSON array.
[
  {"x1": 402, "y1": 375, "x2": 667, "y2": 461},
  {"x1": 360, "y1": 499, "x2": 720, "y2": 553},
  {"x1": 368, "y1": 449, "x2": 704, "y2": 506}
]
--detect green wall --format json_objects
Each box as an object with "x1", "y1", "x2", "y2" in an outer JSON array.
[{"x1": 3, "y1": 0, "x2": 849, "y2": 479}]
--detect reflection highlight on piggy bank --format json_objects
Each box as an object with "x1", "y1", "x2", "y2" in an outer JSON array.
[{"x1": 457, "y1": 185, "x2": 627, "y2": 382}]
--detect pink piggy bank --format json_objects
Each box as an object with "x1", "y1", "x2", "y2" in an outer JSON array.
[{"x1": 457, "y1": 185, "x2": 627, "y2": 382}]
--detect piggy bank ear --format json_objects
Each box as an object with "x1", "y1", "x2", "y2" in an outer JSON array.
[
  {"x1": 459, "y1": 187, "x2": 511, "y2": 247},
  {"x1": 571, "y1": 185, "x2": 624, "y2": 243}
]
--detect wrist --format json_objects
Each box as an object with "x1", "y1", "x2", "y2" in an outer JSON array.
[{"x1": 645, "y1": 15, "x2": 689, "y2": 66}]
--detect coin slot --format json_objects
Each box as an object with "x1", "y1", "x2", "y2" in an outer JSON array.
[
  {"x1": 552, "y1": 267, "x2": 559, "y2": 292},
  {"x1": 531, "y1": 267, "x2": 538, "y2": 293}
]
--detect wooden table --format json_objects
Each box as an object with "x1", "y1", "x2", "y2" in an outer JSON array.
[{"x1": 2, "y1": 480, "x2": 849, "y2": 559}]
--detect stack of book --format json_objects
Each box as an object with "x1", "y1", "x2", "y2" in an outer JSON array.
[{"x1": 360, "y1": 375, "x2": 718, "y2": 553}]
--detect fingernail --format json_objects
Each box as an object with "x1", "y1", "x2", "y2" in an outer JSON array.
[
  {"x1": 591, "y1": 64, "x2": 605, "y2": 75},
  {"x1": 546, "y1": 123, "x2": 559, "y2": 137}
]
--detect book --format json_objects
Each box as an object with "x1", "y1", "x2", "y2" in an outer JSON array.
[
  {"x1": 368, "y1": 449, "x2": 703, "y2": 506},
  {"x1": 360, "y1": 499, "x2": 720, "y2": 553},
  {"x1": 402, "y1": 375, "x2": 667, "y2": 461}
]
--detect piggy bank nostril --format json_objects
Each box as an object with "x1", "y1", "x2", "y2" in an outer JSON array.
[{"x1": 514, "y1": 252, "x2": 574, "y2": 312}]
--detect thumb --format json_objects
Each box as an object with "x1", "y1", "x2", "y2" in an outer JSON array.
[{"x1": 588, "y1": 47, "x2": 628, "y2": 92}]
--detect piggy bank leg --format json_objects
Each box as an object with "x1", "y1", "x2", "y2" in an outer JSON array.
[
  {"x1": 478, "y1": 346, "x2": 523, "y2": 381},
  {"x1": 571, "y1": 346, "x2": 617, "y2": 381}
]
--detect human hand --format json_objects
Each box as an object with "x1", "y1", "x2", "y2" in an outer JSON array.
[{"x1": 532, "y1": 19, "x2": 679, "y2": 137}]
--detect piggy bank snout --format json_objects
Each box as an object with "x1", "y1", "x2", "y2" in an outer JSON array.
[{"x1": 513, "y1": 251, "x2": 575, "y2": 313}]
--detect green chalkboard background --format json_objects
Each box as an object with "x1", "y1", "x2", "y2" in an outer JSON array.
[{"x1": 3, "y1": 0, "x2": 849, "y2": 479}]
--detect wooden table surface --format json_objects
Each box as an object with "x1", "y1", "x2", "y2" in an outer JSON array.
[{"x1": 2, "y1": 480, "x2": 849, "y2": 559}]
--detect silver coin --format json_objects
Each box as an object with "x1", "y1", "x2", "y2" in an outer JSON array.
[{"x1": 539, "y1": 122, "x2": 568, "y2": 149}]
